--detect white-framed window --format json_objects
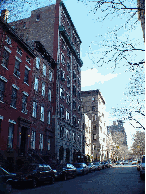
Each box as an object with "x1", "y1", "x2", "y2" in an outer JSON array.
[
  {"x1": 60, "y1": 87, "x2": 64, "y2": 98},
  {"x1": 42, "y1": 82, "x2": 45, "y2": 96},
  {"x1": 49, "y1": 70, "x2": 52, "y2": 81},
  {"x1": 0, "y1": 79, "x2": 5, "y2": 102},
  {"x1": 17, "y1": 47, "x2": 23, "y2": 56},
  {"x1": 26, "y1": 56, "x2": 31, "y2": 64},
  {"x1": 1, "y1": 48, "x2": 10, "y2": 68},
  {"x1": 5, "y1": 35, "x2": 11, "y2": 45},
  {"x1": 47, "y1": 138, "x2": 50, "y2": 150},
  {"x1": 66, "y1": 129, "x2": 69, "y2": 139},
  {"x1": 66, "y1": 110, "x2": 69, "y2": 120},
  {"x1": 36, "y1": 57, "x2": 40, "y2": 69},
  {"x1": 48, "y1": 89, "x2": 51, "y2": 101},
  {"x1": 40, "y1": 106, "x2": 44, "y2": 122},
  {"x1": 32, "y1": 101, "x2": 37, "y2": 118},
  {"x1": 66, "y1": 93, "x2": 70, "y2": 103},
  {"x1": 34, "y1": 77, "x2": 38, "y2": 91},
  {"x1": 48, "y1": 111, "x2": 51, "y2": 124},
  {"x1": 93, "y1": 134, "x2": 96, "y2": 140},
  {"x1": 73, "y1": 132, "x2": 75, "y2": 141},
  {"x1": 39, "y1": 133, "x2": 43, "y2": 150},
  {"x1": 61, "y1": 53, "x2": 65, "y2": 65},
  {"x1": 43, "y1": 64, "x2": 46, "y2": 76},
  {"x1": 31, "y1": 131, "x2": 36, "y2": 149},
  {"x1": 61, "y1": 70, "x2": 65, "y2": 81},
  {"x1": 7, "y1": 123, "x2": 14, "y2": 148},
  {"x1": 22, "y1": 94, "x2": 28, "y2": 113}
]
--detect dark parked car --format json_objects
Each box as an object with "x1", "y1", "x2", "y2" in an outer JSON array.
[
  {"x1": 50, "y1": 163, "x2": 77, "y2": 181},
  {"x1": 13, "y1": 164, "x2": 55, "y2": 188},
  {"x1": 87, "y1": 163, "x2": 96, "y2": 172},
  {"x1": 0, "y1": 167, "x2": 16, "y2": 194},
  {"x1": 100, "y1": 162, "x2": 105, "y2": 169},
  {"x1": 93, "y1": 162, "x2": 102, "y2": 170},
  {"x1": 73, "y1": 163, "x2": 89, "y2": 175}
]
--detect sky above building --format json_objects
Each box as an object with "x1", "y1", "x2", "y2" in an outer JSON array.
[{"x1": 0, "y1": 0, "x2": 145, "y2": 148}]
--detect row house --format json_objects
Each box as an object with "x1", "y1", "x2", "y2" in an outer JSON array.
[
  {"x1": 9, "y1": 0, "x2": 83, "y2": 163},
  {"x1": 0, "y1": 12, "x2": 56, "y2": 171},
  {"x1": 81, "y1": 90, "x2": 107, "y2": 162}
]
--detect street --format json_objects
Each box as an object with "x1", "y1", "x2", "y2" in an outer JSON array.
[{"x1": 11, "y1": 165, "x2": 145, "y2": 194}]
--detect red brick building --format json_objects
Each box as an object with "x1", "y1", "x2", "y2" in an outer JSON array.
[
  {"x1": 0, "y1": 13, "x2": 56, "y2": 170},
  {"x1": 0, "y1": 15, "x2": 35, "y2": 170},
  {"x1": 10, "y1": 0, "x2": 83, "y2": 163}
]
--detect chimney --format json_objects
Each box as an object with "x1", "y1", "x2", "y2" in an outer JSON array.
[{"x1": 1, "y1": 9, "x2": 9, "y2": 22}]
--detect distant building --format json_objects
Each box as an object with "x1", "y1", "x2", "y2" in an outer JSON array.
[
  {"x1": 9, "y1": 0, "x2": 83, "y2": 163},
  {"x1": 81, "y1": 90, "x2": 107, "y2": 161},
  {"x1": 107, "y1": 120, "x2": 127, "y2": 146},
  {"x1": 137, "y1": 0, "x2": 145, "y2": 42}
]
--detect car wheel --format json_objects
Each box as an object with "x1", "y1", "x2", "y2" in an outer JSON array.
[
  {"x1": 32, "y1": 178, "x2": 37, "y2": 188},
  {"x1": 50, "y1": 176, "x2": 55, "y2": 184},
  {"x1": 6, "y1": 183, "x2": 12, "y2": 194}
]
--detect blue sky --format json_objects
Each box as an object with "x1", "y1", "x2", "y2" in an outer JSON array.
[{"x1": 1, "y1": 0, "x2": 145, "y2": 148}]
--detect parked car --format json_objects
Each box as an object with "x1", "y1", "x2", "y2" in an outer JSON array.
[
  {"x1": 73, "y1": 163, "x2": 89, "y2": 175},
  {"x1": 137, "y1": 161, "x2": 141, "y2": 171},
  {"x1": 132, "y1": 160, "x2": 137, "y2": 165},
  {"x1": 122, "y1": 160, "x2": 129, "y2": 165},
  {"x1": 100, "y1": 162, "x2": 105, "y2": 169},
  {"x1": 116, "y1": 161, "x2": 121, "y2": 165},
  {"x1": 50, "y1": 163, "x2": 77, "y2": 181},
  {"x1": 140, "y1": 155, "x2": 145, "y2": 179},
  {"x1": 93, "y1": 162, "x2": 102, "y2": 170},
  {"x1": 13, "y1": 164, "x2": 55, "y2": 188},
  {"x1": 0, "y1": 167, "x2": 16, "y2": 194},
  {"x1": 87, "y1": 163, "x2": 96, "y2": 172}
]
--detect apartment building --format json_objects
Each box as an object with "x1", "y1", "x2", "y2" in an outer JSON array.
[
  {"x1": 10, "y1": 0, "x2": 83, "y2": 163},
  {"x1": 81, "y1": 90, "x2": 107, "y2": 161}
]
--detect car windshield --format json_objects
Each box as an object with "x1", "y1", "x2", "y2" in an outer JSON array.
[
  {"x1": 74, "y1": 163, "x2": 82, "y2": 168},
  {"x1": 19, "y1": 165, "x2": 37, "y2": 172},
  {"x1": 94, "y1": 162, "x2": 99, "y2": 165}
]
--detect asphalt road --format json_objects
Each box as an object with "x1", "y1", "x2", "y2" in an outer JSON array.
[{"x1": 11, "y1": 165, "x2": 145, "y2": 194}]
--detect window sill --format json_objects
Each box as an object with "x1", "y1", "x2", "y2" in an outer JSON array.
[
  {"x1": 10, "y1": 105, "x2": 17, "y2": 109},
  {"x1": 1, "y1": 64, "x2": 8, "y2": 70},
  {"x1": 0, "y1": 100, "x2": 4, "y2": 104},
  {"x1": 13, "y1": 73, "x2": 20, "y2": 79},
  {"x1": 24, "y1": 82, "x2": 29, "y2": 86},
  {"x1": 21, "y1": 110, "x2": 28, "y2": 114}
]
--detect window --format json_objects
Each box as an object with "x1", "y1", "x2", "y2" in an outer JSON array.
[
  {"x1": 42, "y1": 82, "x2": 45, "y2": 96},
  {"x1": 60, "y1": 87, "x2": 64, "y2": 98},
  {"x1": 7, "y1": 123, "x2": 14, "y2": 148},
  {"x1": 17, "y1": 47, "x2": 23, "y2": 55},
  {"x1": 92, "y1": 97, "x2": 95, "y2": 102},
  {"x1": 14, "y1": 59, "x2": 20, "y2": 77},
  {"x1": 66, "y1": 129, "x2": 69, "y2": 139},
  {"x1": 66, "y1": 93, "x2": 70, "y2": 104},
  {"x1": 43, "y1": 64, "x2": 46, "y2": 76},
  {"x1": 26, "y1": 56, "x2": 31, "y2": 64},
  {"x1": 0, "y1": 79, "x2": 5, "y2": 102},
  {"x1": 92, "y1": 106, "x2": 95, "y2": 111},
  {"x1": 66, "y1": 111, "x2": 69, "y2": 120},
  {"x1": 11, "y1": 87, "x2": 17, "y2": 108},
  {"x1": 24, "y1": 68, "x2": 29, "y2": 84},
  {"x1": 31, "y1": 131, "x2": 36, "y2": 149},
  {"x1": 47, "y1": 138, "x2": 50, "y2": 150},
  {"x1": 61, "y1": 70, "x2": 65, "y2": 81},
  {"x1": 73, "y1": 86, "x2": 76, "y2": 96},
  {"x1": 5, "y1": 35, "x2": 11, "y2": 45},
  {"x1": 36, "y1": 57, "x2": 40, "y2": 69},
  {"x1": 48, "y1": 111, "x2": 51, "y2": 124},
  {"x1": 48, "y1": 89, "x2": 51, "y2": 101},
  {"x1": 40, "y1": 106, "x2": 44, "y2": 122},
  {"x1": 73, "y1": 71, "x2": 76, "y2": 79},
  {"x1": 93, "y1": 134, "x2": 96, "y2": 140},
  {"x1": 60, "y1": 106, "x2": 64, "y2": 118},
  {"x1": 60, "y1": 126, "x2": 64, "y2": 138},
  {"x1": 36, "y1": 14, "x2": 40, "y2": 21},
  {"x1": 73, "y1": 100, "x2": 76, "y2": 109},
  {"x1": 32, "y1": 102, "x2": 37, "y2": 118},
  {"x1": 1, "y1": 49, "x2": 9, "y2": 68},
  {"x1": 22, "y1": 94, "x2": 27, "y2": 113},
  {"x1": 67, "y1": 76, "x2": 70, "y2": 87},
  {"x1": 73, "y1": 133, "x2": 75, "y2": 141},
  {"x1": 61, "y1": 53, "x2": 65, "y2": 65},
  {"x1": 67, "y1": 62, "x2": 70, "y2": 71},
  {"x1": 93, "y1": 125, "x2": 96, "y2": 130},
  {"x1": 34, "y1": 77, "x2": 38, "y2": 91},
  {"x1": 73, "y1": 116, "x2": 76, "y2": 125},
  {"x1": 39, "y1": 134, "x2": 43, "y2": 150},
  {"x1": 49, "y1": 70, "x2": 52, "y2": 81}
]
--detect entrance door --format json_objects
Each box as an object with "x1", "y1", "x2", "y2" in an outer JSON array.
[{"x1": 20, "y1": 127, "x2": 27, "y2": 156}]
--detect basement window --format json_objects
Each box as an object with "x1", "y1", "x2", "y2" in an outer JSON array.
[{"x1": 36, "y1": 14, "x2": 40, "y2": 21}]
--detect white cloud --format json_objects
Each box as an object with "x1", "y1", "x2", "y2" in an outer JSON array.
[{"x1": 81, "y1": 68, "x2": 118, "y2": 87}]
